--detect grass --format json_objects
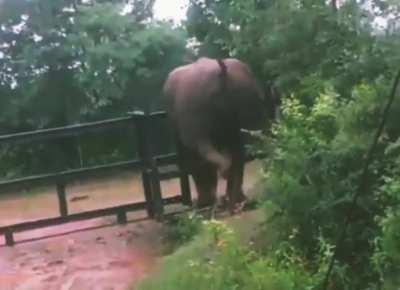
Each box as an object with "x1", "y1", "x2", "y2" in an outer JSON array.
[{"x1": 135, "y1": 210, "x2": 320, "y2": 290}]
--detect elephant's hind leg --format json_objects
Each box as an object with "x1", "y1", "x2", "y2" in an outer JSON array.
[
  {"x1": 225, "y1": 142, "x2": 247, "y2": 213},
  {"x1": 191, "y1": 160, "x2": 218, "y2": 208}
]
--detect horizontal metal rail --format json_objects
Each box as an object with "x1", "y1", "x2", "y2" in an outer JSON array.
[
  {"x1": 0, "y1": 195, "x2": 181, "y2": 234},
  {"x1": 0, "y1": 150, "x2": 258, "y2": 190},
  {"x1": 0, "y1": 159, "x2": 140, "y2": 189},
  {"x1": 0, "y1": 153, "x2": 179, "y2": 190},
  {"x1": 0, "y1": 195, "x2": 182, "y2": 246},
  {"x1": 0, "y1": 111, "x2": 154, "y2": 145}
]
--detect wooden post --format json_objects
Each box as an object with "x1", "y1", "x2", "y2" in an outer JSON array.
[{"x1": 56, "y1": 181, "x2": 68, "y2": 217}]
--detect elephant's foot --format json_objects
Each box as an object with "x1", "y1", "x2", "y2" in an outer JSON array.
[
  {"x1": 231, "y1": 199, "x2": 247, "y2": 214},
  {"x1": 231, "y1": 193, "x2": 248, "y2": 214},
  {"x1": 219, "y1": 193, "x2": 248, "y2": 214}
]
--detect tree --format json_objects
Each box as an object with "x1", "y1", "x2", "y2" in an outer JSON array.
[
  {"x1": 0, "y1": 0, "x2": 187, "y2": 177},
  {"x1": 185, "y1": 0, "x2": 399, "y2": 99}
]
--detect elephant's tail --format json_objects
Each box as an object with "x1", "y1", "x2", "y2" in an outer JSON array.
[{"x1": 217, "y1": 59, "x2": 228, "y2": 91}]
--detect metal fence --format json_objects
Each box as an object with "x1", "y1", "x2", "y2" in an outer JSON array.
[{"x1": 0, "y1": 111, "x2": 192, "y2": 246}]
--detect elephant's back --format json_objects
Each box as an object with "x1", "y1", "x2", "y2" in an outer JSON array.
[
  {"x1": 165, "y1": 58, "x2": 221, "y2": 95},
  {"x1": 163, "y1": 58, "x2": 224, "y2": 115},
  {"x1": 163, "y1": 58, "x2": 226, "y2": 148}
]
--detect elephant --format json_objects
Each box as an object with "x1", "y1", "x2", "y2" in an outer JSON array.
[{"x1": 163, "y1": 57, "x2": 275, "y2": 212}]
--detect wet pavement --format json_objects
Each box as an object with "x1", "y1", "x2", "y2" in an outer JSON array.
[{"x1": 0, "y1": 217, "x2": 162, "y2": 290}]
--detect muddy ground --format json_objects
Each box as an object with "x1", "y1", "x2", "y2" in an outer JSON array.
[{"x1": 0, "y1": 161, "x2": 262, "y2": 290}]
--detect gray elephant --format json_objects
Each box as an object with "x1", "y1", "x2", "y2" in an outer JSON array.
[{"x1": 163, "y1": 57, "x2": 274, "y2": 212}]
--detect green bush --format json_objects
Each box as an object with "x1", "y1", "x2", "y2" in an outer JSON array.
[
  {"x1": 162, "y1": 212, "x2": 204, "y2": 253},
  {"x1": 372, "y1": 171, "x2": 400, "y2": 289},
  {"x1": 261, "y1": 79, "x2": 400, "y2": 289},
  {"x1": 137, "y1": 220, "x2": 322, "y2": 290}
]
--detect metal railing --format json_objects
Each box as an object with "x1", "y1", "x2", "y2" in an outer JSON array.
[{"x1": 0, "y1": 111, "x2": 192, "y2": 246}]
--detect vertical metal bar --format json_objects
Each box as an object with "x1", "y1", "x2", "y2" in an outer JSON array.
[
  {"x1": 133, "y1": 112, "x2": 155, "y2": 218},
  {"x1": 149, "y1": 163, "x2": 164, "y2": 218},
  {"x1": 179, "y1": 172, "x2": 192, "y2": 206},
  {"x1": 146, "y1": 112, "x2": 164, "y2": 218},
  {"x1": 5, "y1": 229, "x2": 15, "y2": 246},
  {"x1": 141, "y1": 170, "x2": 154, "y2": 218},
  {"x1": 56, "y1": 181, "x2": 68, "y2": 217}
]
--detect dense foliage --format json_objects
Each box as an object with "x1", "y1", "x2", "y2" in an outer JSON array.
[
  {"x1": 263, "y1": 80, "x2": 400, "y2": 288},
  {"x1": 0, "y1": 0, "x2": 186, "y2": 178},
  {"x1": 187, "y1": 0, "x2": 400, "y2": 94}
]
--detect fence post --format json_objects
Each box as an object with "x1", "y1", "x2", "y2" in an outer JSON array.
[
  {"x1": 117, "y1": 210, "x2": 128, "y2": 224},
  {"x1": 146, "y1": 113, "x2": 164, "y2": 218},
  {"x1": 132, "y1": 111, "x2": 164, "y2": 218},
  {"x1": 5, "y1": 229, "x2": 15, "y2": 246},
  {"x1": 56, "y1": 180, "x2": 68, "y2": 217},
  {"x1": 176, "y1": 138, "x2": 192, "y2": 206},
  {"x1": 141, "y1": 169, "x2": 154, "y2": 217}
]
